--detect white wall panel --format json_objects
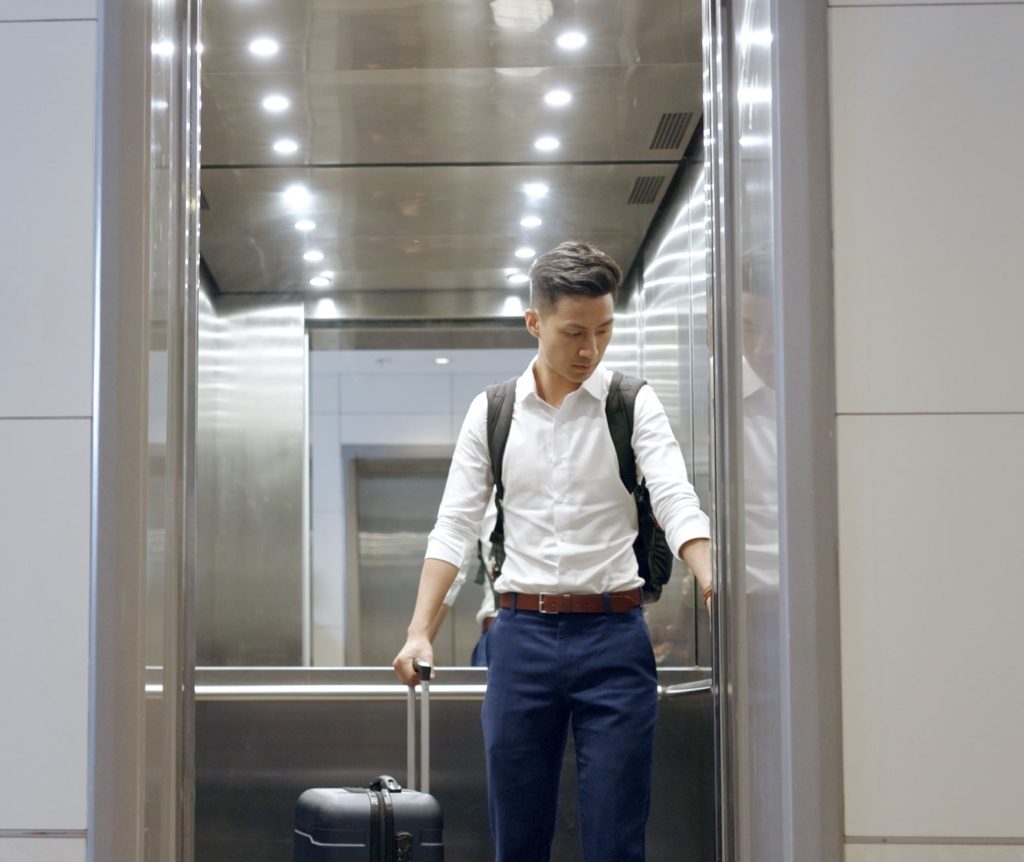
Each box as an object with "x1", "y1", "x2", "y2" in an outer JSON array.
[
  {"x1": 847, "y1": 846, "x2": 1024, "y2": 862},
  {"x1": 311, "y1": 372, "x2": 340, "y2": 414},
  {"x1": 0, "y1": 0, "x2": 96, "y2": 20},
  {"x1": 340, "y1": 372, "x2": 452, "y2": 416},
  {"x1": 831, "y1": 6, "x2": 1024, "y2": 414},
  {"x1": 0, "y1": 420, "x2": 91, "y2": 829},
  {"x1": 311, "y1": 514, "x2": 344, "y2": 628},
  {"x1": 0, "y1": 21, "x2": 96, "y2": 418},
  {"x1": 311, "y1": 412, "x2": 342, "y2": 514},
  {"x1": 340, "y1": 413, "x2": 453, "y2": 446},
  {"x1": 0, "y1": 838, "x2": 86, "y2": 862},
  {"x1": 838, "y1": 414, "x2": 1024, "y2": 837}
]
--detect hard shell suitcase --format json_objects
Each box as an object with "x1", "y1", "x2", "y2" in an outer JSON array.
[{"x1": 293, "y1": 662, "x2": 444, "y2": 861}]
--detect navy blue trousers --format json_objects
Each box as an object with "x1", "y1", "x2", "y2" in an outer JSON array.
[{"x1": 481, "y1": 604, "x2": 659, "y2": 862}]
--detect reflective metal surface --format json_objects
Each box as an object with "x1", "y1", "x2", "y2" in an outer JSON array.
[
  {"x1": 198, "y1": 0, "x2": 704, "y2": 303},
  {"x1": 200, "y1": 164, "x2": 679, "y2": 294},
  {"x1": 91, "y1": 0, "x2": 200, "y2": 860},
  {"x1": 196, "y1": 290, "x2": 308, "y2": 665},
  {"x1": 603, "y1": 145, "x2": 713, "y2": 671},
  {"x1": 352, "y1": 460, "x2": 481, "y2": 667},
  {"x1": 194, "y1": 668, "x2": 714, "y2": 862},
  {"x1": 639, "y1": 150, "x2": 713, "y2": 668}
]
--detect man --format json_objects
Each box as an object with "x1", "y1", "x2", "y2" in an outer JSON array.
[{"x1": 394, "y1": 241, "x2": 712, "y2": 862}]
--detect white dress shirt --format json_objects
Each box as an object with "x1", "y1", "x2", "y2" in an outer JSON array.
[
  {"x1": 425, "y1": 359, "x2": 710, "y2": 596},
  {"x1": 442, "y1": 494, "x2": 499, "y2": 624}
]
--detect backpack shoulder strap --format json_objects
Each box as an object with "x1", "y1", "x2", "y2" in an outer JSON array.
[
  {"x1": 485, "y1": 377, "x2": 517, "y2": 490},
  {"x1": 484, "y1": 378, "x2": 517, "y2": 579},
  {"x1": 605, "y1": 371, "x2": 647, "y2": 494}
]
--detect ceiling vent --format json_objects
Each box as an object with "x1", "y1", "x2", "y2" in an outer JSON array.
[
  {"x1": 650, "y1": 112, "x2": 693, "y2": 150},
  {"x1": 628, "y1": 175, "x2": 665, "y2": 205}
]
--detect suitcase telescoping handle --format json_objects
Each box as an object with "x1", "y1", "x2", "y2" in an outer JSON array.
[{"x1": 406, "y1": 659, "x2": 431, "y2": 794}]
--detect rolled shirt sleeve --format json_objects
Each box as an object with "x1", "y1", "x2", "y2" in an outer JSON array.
[
  {"x1": 425, "y1": 391, "x2": 493, "y2": 569},
  {"x1": 630, "y1": 385, "x2": 711, "y2": 558}
]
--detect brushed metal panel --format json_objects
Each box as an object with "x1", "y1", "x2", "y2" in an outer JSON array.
[
  {"x1": 200, "y1": 0, "x2": 702, "y2": 76},
  {"x1": 196, "y1": 290, "x2": 308, "y2": 665},
  {"x1": 201, "y1": 64, "x2": 702, "y2": 167},
  {"x1": 200, "y1": 163, "x2": 677, "y2": 295},
  {"x1": 687, "y1": 163, "x2": 713, "y2": 668},
  {"x1": 194, "y1": 668, "x2": 714, "y2": 862},
  {"x1": 637, "y1": 155, "x2": 715, "y2": 670},
  {"x1": 350, "y1": 460, "x2": 486, "y2": 668}
]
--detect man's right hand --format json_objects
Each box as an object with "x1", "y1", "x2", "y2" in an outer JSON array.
[{"x1": 393, "y1": 635, "x2": 434, "y2": 685}]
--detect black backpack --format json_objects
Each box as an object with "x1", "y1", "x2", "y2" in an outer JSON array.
[{"x1": 484, "y1": 371, "x2": 675, "y2": 603}]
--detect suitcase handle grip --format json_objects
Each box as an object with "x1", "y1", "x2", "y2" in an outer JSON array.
[
  {"x1": 369, "y1": 775, "x2": 402, "y2": 792},
  {"x1": 407, "y1": 660, "x2": 431, "y2": 794}
]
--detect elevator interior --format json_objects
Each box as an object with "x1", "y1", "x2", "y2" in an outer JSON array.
[{"x1": 193, "y1": 2, "x2": 717, "y2": 859}]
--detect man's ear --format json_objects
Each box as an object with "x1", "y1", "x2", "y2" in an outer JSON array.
[{"x1": 524, "y1": 308, "x2": 541, "y2": 339}]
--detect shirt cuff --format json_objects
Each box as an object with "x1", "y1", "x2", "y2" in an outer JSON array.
[
  {"x1": 666, "y1": 514, "x2": 711, "y2": 561},
  {"x1": 425, "y1": 536, "x2": 466, "y2": 570}
]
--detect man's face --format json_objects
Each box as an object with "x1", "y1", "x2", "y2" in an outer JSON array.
[{"x1": 525, "y1": 293, "x2": 615, "y2": 386}]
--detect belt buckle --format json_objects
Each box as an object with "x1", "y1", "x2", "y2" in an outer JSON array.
[{"x1": 537, "y1": 593, "x2": 560, "y2": 614}]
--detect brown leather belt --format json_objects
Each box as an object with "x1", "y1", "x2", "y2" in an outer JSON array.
[{"x1": 500, "y1": 588, "x2": 643, "y2": 615}]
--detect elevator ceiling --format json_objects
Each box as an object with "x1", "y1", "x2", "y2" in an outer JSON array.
[{"x1": 198, "y1": 0, "x2": 702, "y2": 317}]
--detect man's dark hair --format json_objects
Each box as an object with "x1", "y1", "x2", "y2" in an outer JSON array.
[{"x1": 530, "y1": 241, "x2": 621, "y2": 311}]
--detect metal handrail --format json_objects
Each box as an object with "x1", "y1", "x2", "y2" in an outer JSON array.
[
  {"x1": 662, "y1": 679, "x2": 713, "y2": 698},
  {"x1": 173, "y1": 679, "x2": 715, "y2": 702}
]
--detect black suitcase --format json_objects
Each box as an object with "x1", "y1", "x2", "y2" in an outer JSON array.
[{"x1": 293, "y1": 662, "x2": 444, "y2": 861}]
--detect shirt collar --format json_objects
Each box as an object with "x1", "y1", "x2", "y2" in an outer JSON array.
[{"x1": 516, "y1": 356, "x2": 610, "y2": 404}]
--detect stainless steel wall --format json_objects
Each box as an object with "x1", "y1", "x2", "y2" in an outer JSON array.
[
  {"x1": 196, "y1": 290, "x2": 309, "y2": 666},
  {"x1": 350, "y1": 459, "x2": 483, "y2": 667},
  {"x1": 194, "y1": 669, "x2": 714, "y2": 862},
  {"x1": 91, "y1": 1, "x2": 200, "y2": 860},
  {"x1": 605, "y1": 151, "x2": 713, "y2": 668},
  {"x1": 701, "y1": 0, "x2": 842, "y2": 852}
]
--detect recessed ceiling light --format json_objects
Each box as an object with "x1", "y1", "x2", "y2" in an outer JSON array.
[
  {"x1": 273, "y1": 139, "x2": 299, "y2": 154},
  {"x1": 303, "y1": 250, "x2": 324, "y2": 262},
  {"x1": 294, "y1": 219, "x2": 316, "y2": 231},
  {"x1": 503, "y1": 296, "x2": 525, "y2": 316},
  {"x1": 515, "y1": 247, "x2": 536, "y2": 259},
  {"x1": 248, "y1": 37, "x2": 279, "y2": 57},
  {"x1": 434, "y1": 357, "x2": 451, "y2": 366},
  {"x1": 556, "y1": 31, "x2": 587, "y2": 50},
  {"x1": 309, "y1": 275, "x2": 331, "y2": 288},
  {"x1": 520, "y1": 215, "x2": 542, "y2": 229},
  {"x1": 534, "y1": 136, "x2": 560, "y2": 152},
  {"x1": 544, "y1": 89, "x2": 572, "y2": 107},
  {"x1": 283, "y1": 184, "x2": 310, "y2": 210},
  {"x1": 507, "y1": 273, "x2": 530, "y2": 285},
  {"x1": 262, "y1": 94, "x2": 290, "y2": 113},
  {"x1": 523, "y1": 182, "x2": 549, "y2": 198}
]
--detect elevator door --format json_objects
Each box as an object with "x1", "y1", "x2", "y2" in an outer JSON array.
[{"x1": 354, "y1": 458, "x2": 481, "y2": 667}]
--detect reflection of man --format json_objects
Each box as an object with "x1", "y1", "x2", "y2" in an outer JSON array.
[
  {"x1": 429, "y1": 495, "x2": 499, "y2": 666},
  {"x1": 394, "y1": 241, "x2": 712, "y2": 862},
  {"x1": 741, "y1": 278, "x2": 783, "y2": 862},
  {"x1": 740, "y1": 290, "x2": 778, "y2": 591}
]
